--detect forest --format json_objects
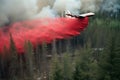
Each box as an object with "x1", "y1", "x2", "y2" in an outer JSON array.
[{"x1": 0, "y1": 12, "x2": 120, "y2": 80}]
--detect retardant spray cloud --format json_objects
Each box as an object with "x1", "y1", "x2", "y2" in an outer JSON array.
[{"x1": 0, "y1": 0, "x2": 120, "y2": 53}]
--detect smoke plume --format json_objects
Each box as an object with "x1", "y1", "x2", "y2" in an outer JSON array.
[
  {"x1": 0, "y1": 0, "x2": 120, "y2": 26},
  {"x1": 53, "y1": 0, "x2": 81, "y2": 14},
  {"x1": 100, "y1": 0, "x2": 120, "y2": 14},
  {"x1": 0, "y1": 0, "x2": 38, "y2": 26}
]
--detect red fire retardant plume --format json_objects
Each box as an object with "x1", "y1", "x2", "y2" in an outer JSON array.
[{"x1": 0, "y1": 17, "x2": 88, "y2": 53}]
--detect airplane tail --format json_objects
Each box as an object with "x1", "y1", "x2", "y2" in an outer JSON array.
[
  {"x1": 65, "y1": 10, "x2": 71, "y2": 15},
  {"x1": 65, "y1": 10, "x2": 72, "y2": 18}
]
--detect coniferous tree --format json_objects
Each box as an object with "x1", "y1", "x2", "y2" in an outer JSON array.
[
  {"x1": 8, "y1": 34, "x2": 19, "y2": 80},
  {"x1": 0, "y1": 46, "x2": 9, "y2": 79},
  {"x1": 24, "y1": 40, "x2": 34, "y2": 80},
  {"x1": 73, "y1": 41, "x2": 99, "y2": 80},
  {"x1": 62, "y1": 53, "x2": 73, "y2": 80},
  {"x1": 112, "y1": 34, "x2": 120, "y2": 80},
  {"x1": 50, "y1": 54, "x2": 63, "y2": 80},
  {"x1": 98, "y1": 31, "x2": 120, "y2": 80},
  {"x1": 35, "y1": 44, "x2": 41, "y2": 75},
  {"x1": 41, "y1": 42, "x2": 49, "y2": 80}
]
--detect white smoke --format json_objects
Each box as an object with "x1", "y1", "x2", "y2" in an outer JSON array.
[
  {"x1": 53, "y1": 0, "x2": 81, "y2": 14},
  {"x1": 0, "y1": 0, "x2": 38, "y2": 26},
  {"x1": 33, "y1": 6, "x2": 57, "y2": 19},
  {"x1": 100, "y1": 0, "x2": 120, "y2": 13},
  {"x1": 80, "y1": 0, "x2": 103, "y2": 12},
  {"x1": 0, "y1": 0, "x2": 120, "y2": 26},
  {"x1": 0, "y1": 0, "x2": 82, "y2": 26}
]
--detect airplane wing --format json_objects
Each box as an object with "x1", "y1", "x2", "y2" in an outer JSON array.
[{"x1": 66, "y1": 14, "x2": 85, "y2": 18}]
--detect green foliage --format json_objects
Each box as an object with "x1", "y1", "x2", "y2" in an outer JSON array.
[
  {"x1": 62, "y1": 53, "x2": 73, "y2": 80},
  {"x1": 73, "y1": 41, "x2": 99, "y2": 80},
  {"x1": 50, "y1": 54, "x2": 63, "y2": 80},
  {"x1": 84, "y1": 16, "x2": 120, "y2": 48},
  {"x1": 98, "y1": 32, "x2": 120, "y2": 80},
  {"x1": 24, "y1": 40, "x2": 34, "y2": 80},
  {"x1": 50, "y1": 53, "x2": 74, "y2": 80},
  {"x1": 113, "y1": 34, "x2": 120, "y2": 80},
  {"x1": 9, "y1": 34, "x2": 19, "y2": 80}
]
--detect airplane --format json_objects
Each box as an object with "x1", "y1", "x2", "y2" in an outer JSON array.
[{"x1": 65, "y1": 10, "x2": 95, "y2": 18}]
